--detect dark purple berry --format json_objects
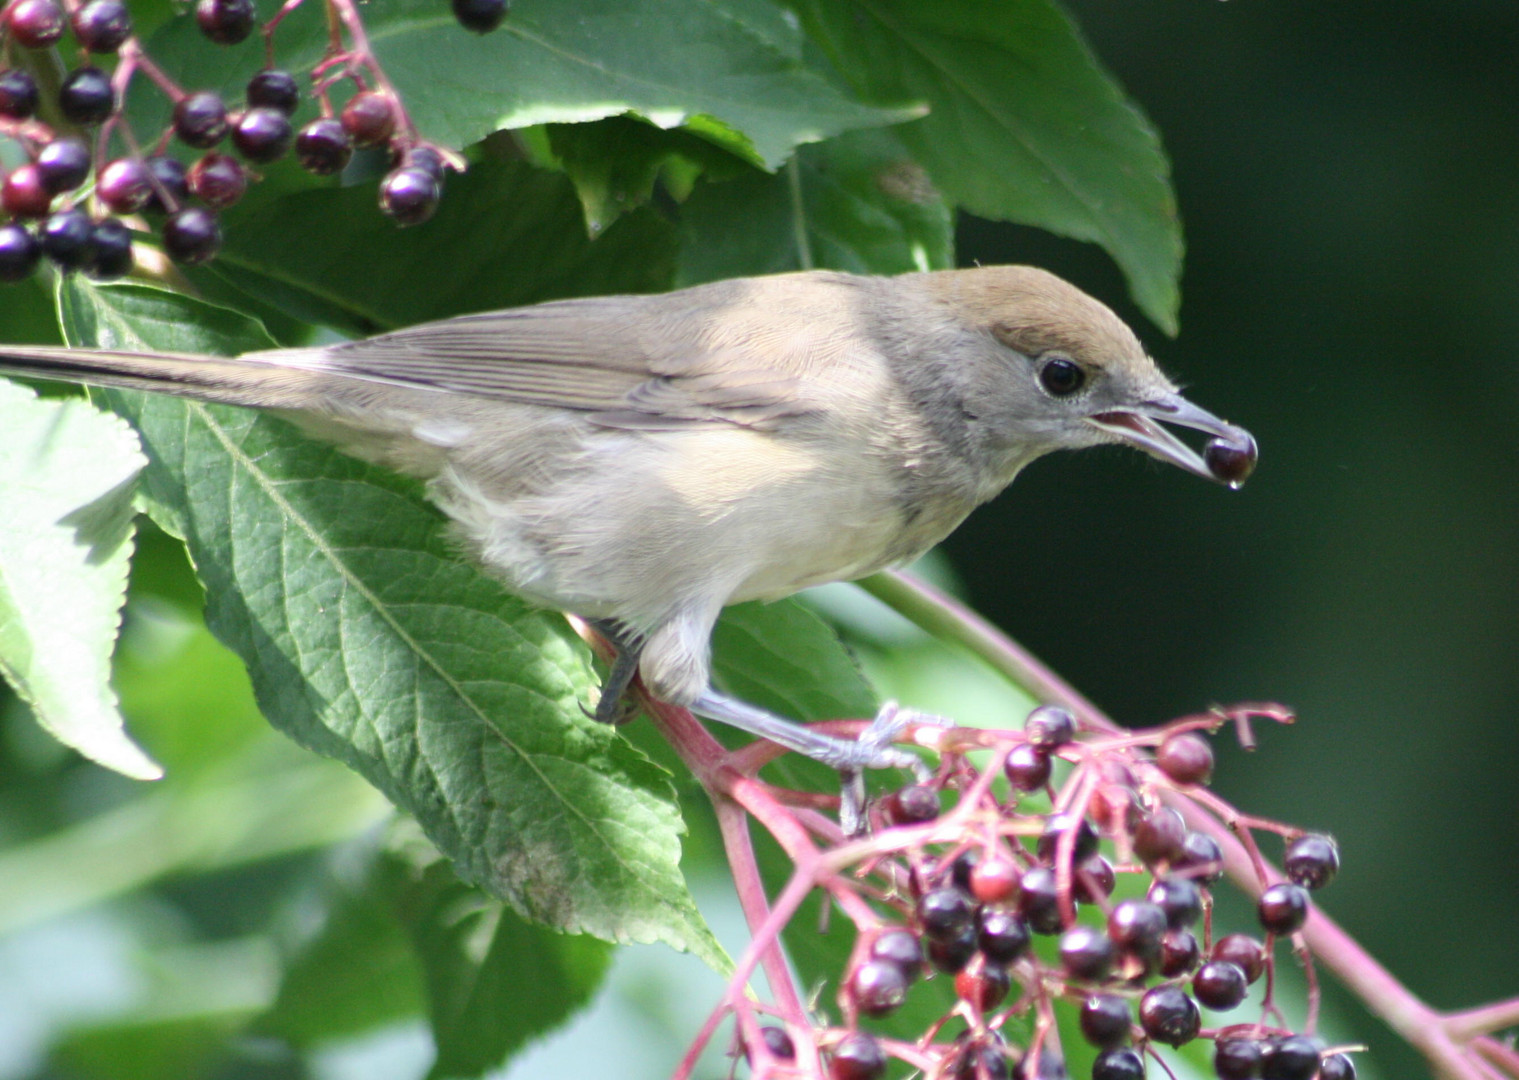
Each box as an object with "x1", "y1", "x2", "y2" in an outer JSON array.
[
  {"x1": 881, "y1": 783, "x2": 939, "y2": 826},
  {"x1": 1205, "y1": 432, "x2": 1257, "y2": 487},
  {"x1": 143, "y1": 155, "x2": 189, "y2": 212},
  {"x1": 1078, "y1": 993, "x2": 1131, "y2": 1049},
  {"x1": 231, "y1": 106, "x2": 293, "y2": 162},
  {"x1": 1058, "y1": 925, "x2": 1114, "y2": 981},
  {"x1": 917, "y1": 886, "x2": 975, "y2": 941},
  {"x1": 379, "y1": 166, "x2": 440, "y2": 225},
  {"x1": 954, "y1": 959, "x2": 1010, "y2": 1011},
  {"x1": 1137, "y1": 985, "x2": 1200, "y2": 1046},
  {"x1": 1156, "y1": 732, "x2": 1213, "y2": 785},
  {"x1": 71, "y1": 0, "x2": 131, "y2": 51},
  {"x1": 246, "y1": 69, "x2": 299, "y2": 115},
  {"x1": 40, "y1": 208, "x2": 94, "y2": 269},
  {"x1": 0, "y1": 69, "x2": 40, "y2": 119},
  {"x1": 97, "y1": 157, "x2": 154, "y2": 213},
  {"x1": 969, "y1": 857, "x2": 1019, "y2": 904},
  {"x1": 1212, "y1": 933, "x2": 1265, "y2": 983},
  {"x1": 1192, "y1": 960, "x2": 1247, "y2": 1010},
  {"x1": 1176, "y1": 831, "x2": 1224, "y2": 884},
  {"x1": 1132, "y1": 807, "x2": 1186, "y2": 866},
  {"x1": 35, "y1": 137, "x2": 91, "y2": 194},
  {"x1": 7, "y1": 0, "x2": 65, "y2": 47},
  {"x1": 161, "y1": 206, "x2": 220, "y2": 264},
  {"x1": 1017, "y1": 865, "x2": 1066, "y2": 934},
  {"x1": 1106, "y1": 900, "x2": 1167, "y2": 960},
  {"x1": 1038, "y1": 813, "x2": 1098, "y2": 863},
  {"x1": 976, "y1": 906, "x2": 1030, "y2": 964},
  {"x1": 1318, "y1": 1053, "x2": 1356, "y2": 1080},
  {"x1": 925, "y1": 924, "x2": 978, "y2": 974},
  {"x1": 1146, "y1": 876, "x2": 1203, "y2": 929},
  {"x1": 451, "y1": 0, "x2": 507, "y2": 33},
  {"x1": 759, "y1": 1025, "x2": 794, "y2": 1060},
  {"x1": 58, "y1": 66, "x2": 114, "y2": 125},
  {"x1": 1158, "y1": 928, "x2": 1200, "y2": 977},
  {"x1": 188, "y1": 153, "x2": 246, "y2": 209},
  {"x1": 948, "y1": 848, "x2": 981, "y2": 891},
  {"x1": 86, "y1": 217, "x2": 132, "y2": 279},
  {"x1": 340, "y1": 90, "x2": 397, "y2": 147},
  {"x1": 1214, "y1": 1039, "x2": 1264, "y2": 1080},
  {"x1": 849, "y1": 958, "x2": 908, "y2": 1017},
  {"x1": 830, "y1": 1032, "x2": 887, "y2": 1080},
  {"x1": 295, "y1": 117, "x2": 352, "y2": 175},
  {"x1": 1025, "y1": 703, "x2": 1075, "y2": 747},
  {"x1": 869, "y1": 928, "x2": 922, "y2": 979},
  {"x1": 175, "y1": 91, "x2": 229, "y2": 148},
  {"x1": 0, "y1": 223, "x2": 41, "y2": 282},
  {"x1": 950, "y1": 1037, "x2": 1012, "y2": 1080},
  {"x1": 1091, "y1": 1048, "x2": 1145, "y2": 1080},
  {"x1": 402, "y1": 145, "x2": 445, "y2": 180},
  {"x1": 1284, "y1": 834, "x2": 1339, "y2": 890},
  {"x1": 195, "y1": 0, "x2": 255, "y2": 43},
  {"x1": 2, "y1": 164, "x2": 52, "y2": 218},
  {"x1": 1260, "y1": 1036, "x2": 1320, "y2": 1080},
  {"x1": 1258, "y1": 883, "x2": 1310, "y2": 935},
  {"x1": 1004, "y1": 742, "x2": 1050, "y2": 791},
  {"x1": 1073, "y1": 854, "x2": 1116, "y2": 903}
]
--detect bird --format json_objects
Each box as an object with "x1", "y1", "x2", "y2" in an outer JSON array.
[{"x1": 0, "y1": 266, "x2": 1255, "y2": 826}]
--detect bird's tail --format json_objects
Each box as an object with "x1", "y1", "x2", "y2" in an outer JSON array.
[{"x1": 0, "y1": 345, "x2": 332, "y2": 411}]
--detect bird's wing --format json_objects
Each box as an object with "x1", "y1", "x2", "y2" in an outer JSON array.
[{"x1": 282, "y1": 295, "x2": 818, "y2": 431}]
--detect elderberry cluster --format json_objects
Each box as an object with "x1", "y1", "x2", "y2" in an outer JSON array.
[
  {"x1": 777, "y1": 705, "x2": 1354, "y2": 1080},
  {"x1": 0, "y1": 0, "x2": 506, "y2": 283}
]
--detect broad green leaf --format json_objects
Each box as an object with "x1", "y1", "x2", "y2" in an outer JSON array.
[
  {"x1": 711, "y1": 600, "x2": 877, "y2": 723},
  {"x1": 794, "y1": 0, "x2": 1183, "y2": 332},
  {"x1": 677, "y1": 127, "x2": 954, "y2": 284},
  {"x1": 56, "y1": 279, "x2": 724, "y2": 966},
  {"x1": 142, "y1": 0, "x2": 912, "y2": 170},
  {"x1": 0, "y1": 378, "x2": 159, "y2": 780}
]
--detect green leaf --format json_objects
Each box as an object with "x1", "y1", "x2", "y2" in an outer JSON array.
[
  {"x1": 711, "y1": 600, "x2": 877, "y2": 723},
  {"x1": 57, "y1": 279, "x2": 724, "y2": 966},
  {"x1": 794, "y1": 0, "x2": 1183, "y2": 332},
  {"x1": 0, "y1": 378, "x2": 159, "y2": 780},
  {"x1": 142, "y1": 0, "x2": 912, "y2": 170},
  {"x1": 676, "y1": 127, "x2": 955, "y2": 284}
]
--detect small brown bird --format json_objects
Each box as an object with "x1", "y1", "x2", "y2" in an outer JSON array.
[{"x1": 0, "y1": 266, "x2": 1254, "y2": 820}]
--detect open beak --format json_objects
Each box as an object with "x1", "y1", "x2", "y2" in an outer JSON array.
[{"x1": 1085, "y1": 394, "x2": 1257, "y2": 488}]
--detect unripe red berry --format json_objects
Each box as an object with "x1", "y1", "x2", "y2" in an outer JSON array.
[
  {"x1": 7, "y1": 0, "x2": 66, "y2": 47},
  {"x1": 1156, "y1": 731, "x2": 1214, "y2": 785},
  {"x1": 2, "y1": 164, "x2": 53, "y2": 218},
  {"x1": 341, "y1": 90, "x2": 397, "y2": 147}
]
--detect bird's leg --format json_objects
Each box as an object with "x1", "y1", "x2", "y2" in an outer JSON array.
[{"x1": 587, "y1": 619, "x2": 645, "y2": 725}]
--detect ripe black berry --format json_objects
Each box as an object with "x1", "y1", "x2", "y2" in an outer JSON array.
[
  {"x1": 1318, "y1": 1053, "x2": 1356, "y2": 1080},
  {"x1": 1205, "y1": 432, "x2": 1258, "y2": 487},
  {"x1": 976, "y1": 906, "x2": 1031, "y2": 964},
  {"x1": 1058, "y1": 925, "x2": 1114, "y2": 981},
  {"x1": 1017, "y1": 866, "x2": 1066, "y2": 934},
  {"x1": 1192, "y1": 960, "x2": 1248, "y2": 1010},
  {"x1": 0, "y1": 69, "x2": 40, "y2": 119},
  {"x1": 295, "y1": 118, "x2": 353, "y2": 175},
  {"x1": 869, "y1": 928, "x2": 922, "y2": 979},
  {"x1": 970, "y1": 857, "x2": 1019, "y2": 904},
  {"x1": 1079, "y1": 993, "x2": 1131, "y2": 1049},
  {"x1": 950, "y1": 1037, "x2": 1012, "y2": 1080},
  {"x1": 1147, "y1": 876, "x2": 1202, "y2": 929},
  {"x1": 830, "y1": 1032, "x2": 887, "y2": 1080},
  {"x1": 87, "y1": 217, "x2": 133, "y2": 280},
  {"x1": 2, "y1": 164, "x2": 52, "y2": 218},
  {"x1": 379, "y1": 166, "x2": 440, "y2": 225},
  {"x1": 1156, "y1": 732, "x2": 1214, "y2": 785},
  {"x1": 35, "y1": 137, "x2": 91, "y2": 194},
  {"x1": 1091, "y1": 1048, "x2": 1145, "y2": 1080},
  {"x1": 1212, "y1": 933, "x2": 1265, "y2": 983},
  {"x1": 1132, "y1": 807, "x2": 1186, "y2": 866},
  {"x1": 246, "y1": 69, "x2": 300, "y2": 115},
  {"x1": 1106, "y1": 899, "x2": 1167, "y2": 960},
  {"x1": 175, "y1": 92, "x2": 229, "y2": 148},
  {"x1": 98, "y1": 158, "x2": 154, "y2": 213},
  {"x1": 7, "y1": 0, "x2": 65, "y2": 47},
  {"x1": 1004, "y1": 742, "x2": 1051, "y2": 791},
  {"x1": 1284, "y1": 834, "x2": 1340, "y2": 890},
  {"x1": 1024, "y1": 704, "x2": 1075, "y2": 748},
  {"x1": 1176, "y1": 831, "x2": 1224, "y2": 884},
  {"x1": 341, "y1": 90, "x2": 397, "y2": 147},
  {"x1": 954, "y1": 959, "x2": 1010, "y2": 1011},
  {"x1": 849, "y1": 958, "x2": 908, "y2": 1017},
  {"x1": 925, "y1": 924, "x2": 978, "y2": 974},
  {"x1": 1138, "y1": 985, "x2": 1200, "y2": 1046},
  {"x1": 161, "y1": 206, "x2": 221, "y2": 264},
  {"x1": 58, "y1": 66, "x2": 114, "y2": 125},
  {"x1": 195, "y1": 0, "x2": 255, "y2": 43},
  {"x1": 1257, "y1": 883, "x2": 1310, "y2": 935},
  {"x1": 1214, "y1": 1039, "x2": 1264, "y2": 1080},
  {"x1": 759, "y1": 1026, "x2": 794, "y2": 1060},
  {"x1": 949, "y1": 848, "x2": 981, "y2": 891},
  {"x1": 0, "y1": 223, "x2": 41, "y2": 282},
  {"x1": 917, "y1": 886, "x2": 975, "y2": 941},
  {"x1": 1260, "y1": 1035, "x2": 1320, "y2": 1080},
  {"x1": 231, "y1": 107, "x2": 293, "y2": 162},
  {"x1": 881, "y1": 783, "x2": 939, "y2": 826},
  {"x1": 1159, "y1": 928, "x2": 1200, "y2": 977},
  {"x1": 1037, "y1": 813, "x2": 1098, "y2": 863},
  {"x1": 40, "y1": 208, "x2": 94, "y2": 270},
  {"x1": 402, "y1": 145, "x2": 446, "y2": 180},
  {"x1": 188, "y1": 153, "x2": 247, "y2": 209},
  {"x1": 143, "y1": 156, "x2": 189, "y2": 212},
  {"x1": 1073, "y1": 854, "x2": 1116, "y2": 903},
  {"x1": 451, "y1": 0, "x2": 507, "y2": 33},
  {"x1": 71, "y1": 0, "x2": 131, "y2": 52}
]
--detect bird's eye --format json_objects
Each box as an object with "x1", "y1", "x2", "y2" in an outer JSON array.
[{"x1": 1038, "y1": 357, "x2": 1086, "y2": 397}]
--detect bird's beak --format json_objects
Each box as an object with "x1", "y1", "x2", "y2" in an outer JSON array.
[{"x1": 1085, "y1": 393, "x2": 1257, "y2": 488}]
